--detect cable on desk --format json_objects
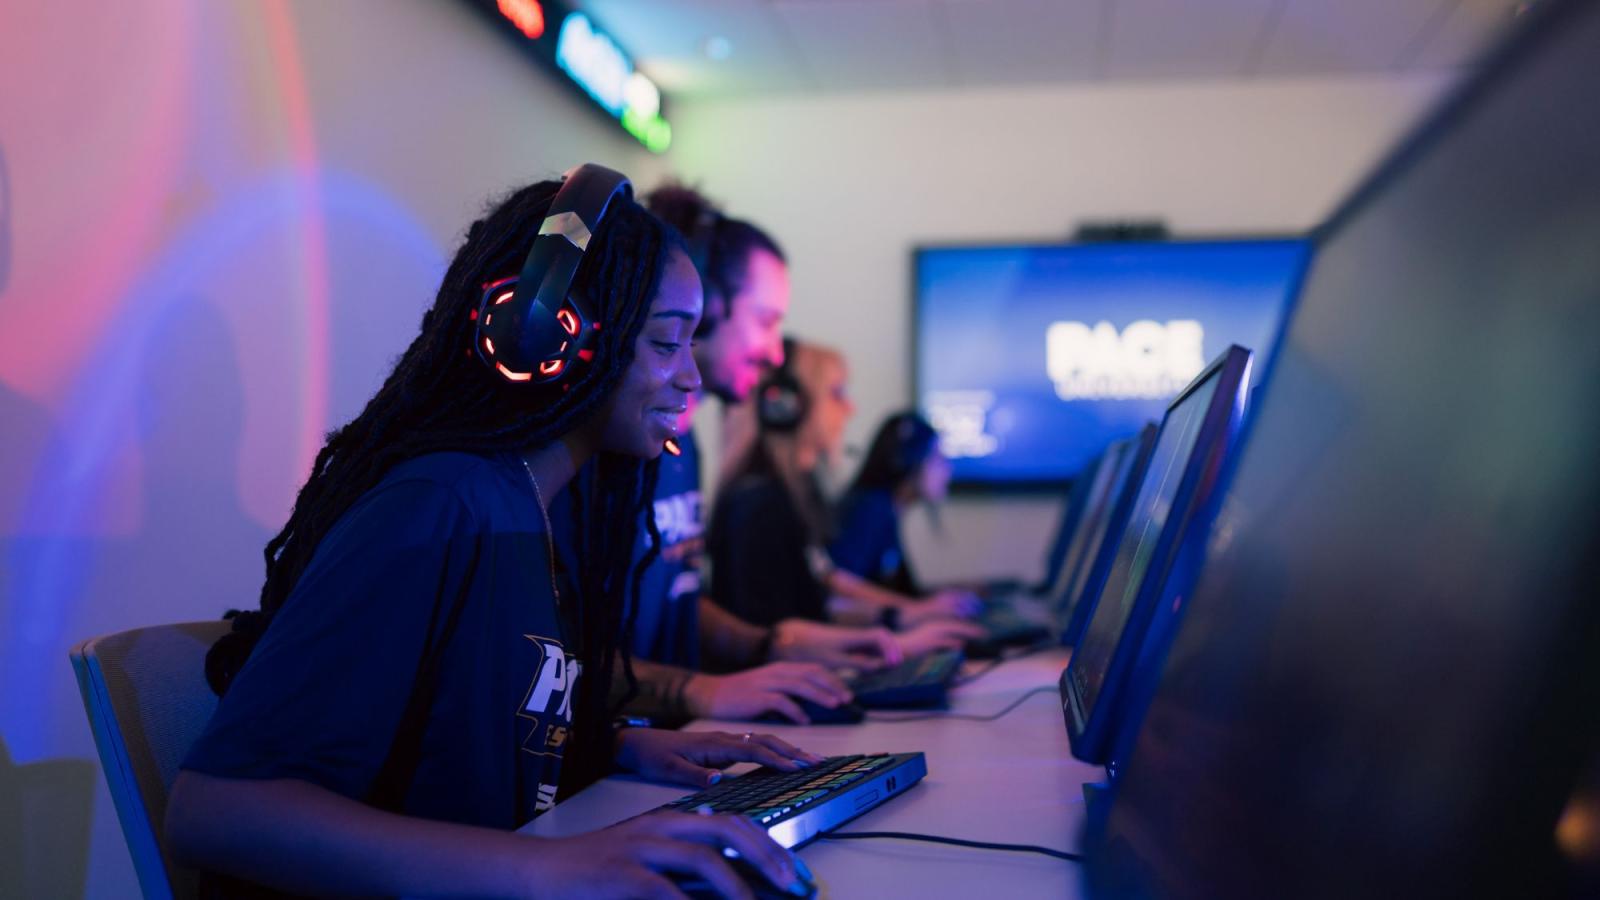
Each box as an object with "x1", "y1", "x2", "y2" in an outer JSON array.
[
  {"x1": 865, "y1": 685, "x2": 1056, "y2": 722},
  {"x1": 821, "y1": 830, "x2": 1083, "y2": 863}
]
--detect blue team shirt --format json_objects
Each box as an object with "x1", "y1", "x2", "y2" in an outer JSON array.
[
  {"x1": 830, "y1": 487, "x2": 918, "y2": 595},
  {"x1": 633, "y1": 431, "x2": 704, "y2": 668},
  {"x1": 184, "y1": 452, "x2": 581, "y2": 830}
]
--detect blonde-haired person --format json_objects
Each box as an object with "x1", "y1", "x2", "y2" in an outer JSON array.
[{"x1": 707, "y1": 338, "x2": 984, "y2": 656}]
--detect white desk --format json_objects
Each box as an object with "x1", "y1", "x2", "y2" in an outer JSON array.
[{"x1": 522, "y1": 649, "x2": 1103, "y2": 899}]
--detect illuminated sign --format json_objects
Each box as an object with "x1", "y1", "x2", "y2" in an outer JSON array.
[
  {"x1": 1046, "y1": 319, "x2": 1206, "y2": 400},
  {"x1": 496, "y1": 0, "x2": 545, "y2": 39},
  {"x1": 555, "y1": 13, "x2": 670, "y2": 152},
  {"x1": 477, "y1": 0, "x2": 671, "y2": 153}
]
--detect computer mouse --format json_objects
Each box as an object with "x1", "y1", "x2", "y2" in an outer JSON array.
[
  {"x1": 668, "y1": 846, "x2": 818, "y2": 900},
  {"x1": 760, "y1": 697, "x2": 865, "y2": 725}
]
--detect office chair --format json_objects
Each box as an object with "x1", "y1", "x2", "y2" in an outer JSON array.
[{"x1": 70, "y1": 620, "x2": 229, "y2": 900}]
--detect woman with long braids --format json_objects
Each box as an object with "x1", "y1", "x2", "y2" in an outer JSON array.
[{"x1": 166, "y1": 167, "x2": 819, "y2": 899}]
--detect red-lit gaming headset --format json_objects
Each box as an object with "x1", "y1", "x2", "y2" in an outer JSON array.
[{"x1": 474, "y1": 164, "x2": 633, "y2": 384}]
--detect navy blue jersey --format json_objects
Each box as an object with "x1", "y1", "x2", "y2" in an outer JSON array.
[
  {"x1": 708, "y1": 472, "x2": 829, "y2": 626},
  {"x1": 830, "y1": 488, "x2": 918, "y2": 595},
  {"x1": 634, "y1": 431, "x2": 704, "y2": 668},
  {"x1": 184, "y1": 452, "x2": 581, "y2": 830}
]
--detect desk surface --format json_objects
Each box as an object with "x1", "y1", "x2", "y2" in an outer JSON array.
[{"x1": 522, "y1": 648, "x2": 1101, "y2": 899}]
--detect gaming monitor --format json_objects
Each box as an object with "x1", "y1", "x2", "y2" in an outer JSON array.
[
  {"x1": 1034, "y1": 442, "x2": 1119, "y2": 597},
  {"x1": 914, "y1": 239, "x2": 1306, "y2": 489},
  {"x1": 1090, "y1": 0, "x2": 1600, "y2": 895},
  {"x1": 1046, "y1": 435, "x2": 1134, "y2": 610},
  {"x1": 1062, "y1": 345, "x2": 1252, "y2": 765},
  {"x1": 1058, "y1": 422, "x2": 1158, "y2": 646}
]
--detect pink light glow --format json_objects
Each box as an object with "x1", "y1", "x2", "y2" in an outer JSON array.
[
  {"x1": 0, "y1": 0, "x2": 194, "y2": 407},
  {"x1": 261, "y1": 0, "x2": 332, "y2": 489}
]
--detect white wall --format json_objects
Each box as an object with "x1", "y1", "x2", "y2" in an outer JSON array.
[
  {"x1": 0, "y1": 1, "x2": 660, "y2": 896},
  {"x1": 667, "y1": 74, "x2": 1453, "y2": 582}
]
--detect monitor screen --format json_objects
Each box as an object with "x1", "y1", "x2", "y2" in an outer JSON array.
[
  {"x1": 1037, "y1": 442, "x2": 1121, "y2": 597},
  {"x1": 1067, "y1": 360, "x2": 1223, "y2": 726},
  {"x1": 1060, "y1": 424, "x2": 1156, "y2": 643},
  {"x1": 1093, "y1": 1, "x2": 1600, "y2": 894},
  {"x1": 915, "y1": 239, "x2": 1306, "y2": 488},
  {"x1": 1048, "y1": 436, "x2": 1134, "y2": 610}
]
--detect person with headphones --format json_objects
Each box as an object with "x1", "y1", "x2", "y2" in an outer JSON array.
[
  {"x1": 708, "y1": 339, "x2": 986, "y2": 648},
  {"x1": 557, "y1": 185, "x2": 907, "y2": 729},
  {"x1": 830, "y1": 412, "x2": 983, "y2": 614},
  {"x1": 166, "y1": 167, "x2": 816, "y2": 898}
]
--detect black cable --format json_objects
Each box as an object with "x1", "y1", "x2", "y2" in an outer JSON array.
[
  {"x1": 821, "y1": 830, "x2": 1083, "y2": 863},
  {"x1": 865, "y1": 685, "x2": 1056, "y2": 722}
]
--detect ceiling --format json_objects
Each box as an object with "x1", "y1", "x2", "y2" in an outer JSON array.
[{"x1": 574, "y1": 0, "x2": 1533, "y2": 99}]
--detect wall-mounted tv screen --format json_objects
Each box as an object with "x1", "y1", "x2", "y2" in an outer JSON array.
[{"x1": 914, "y1": 238, "x2": 1309, "y2": 488}]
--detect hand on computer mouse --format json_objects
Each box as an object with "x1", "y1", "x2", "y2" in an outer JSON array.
[
  {"x1": 684, "y1": 662, "x2": 853, "y2": 724},
  {"x1": 670, "y1": 844, "x2": 819, "y2": 900},
  {"x1": 517, "y1": 809, "x2": 797, "y2": 900},
  {"x1": 613, "y1": 727, "x2": 826, "y2": 788}
]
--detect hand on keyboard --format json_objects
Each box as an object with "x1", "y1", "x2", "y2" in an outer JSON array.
[
  {"x1": 613, "y1": 727, "x2": 827, "y2": 788},
  {"x1": 685, "y1": 662, "x2": 854, "y2": 724},
  {"x1": 906, "y1": 588, "x2": 984, "y2": 624},
  {"x1": 770, "y1": 618, "x2": 903, "y2": 670},
  {"x1": 897, "y1": 619, "x2": 988, "y2": 658}
]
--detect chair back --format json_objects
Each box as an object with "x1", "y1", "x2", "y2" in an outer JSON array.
[{"x1": 70, "y1": 620, "x2": 230, "y2": 900}]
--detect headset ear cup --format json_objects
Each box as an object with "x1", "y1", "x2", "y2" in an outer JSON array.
[
  {"x1": 476, "y1": 163, "x2": 631, "y2": 384},
  {"x1": 757, "y1": 367, "x2": 807, "y2": 433}
]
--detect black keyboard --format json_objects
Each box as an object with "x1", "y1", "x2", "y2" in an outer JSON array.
[
  {"x1": 660, "y1": 752, "x2": 927, "y2": 848},
  {"x1": 969, "y1": 603, "x2": 1052, "y2": 658},
  {"x1": 849, "y1": 649, "x2": 964, "y2": 707}
]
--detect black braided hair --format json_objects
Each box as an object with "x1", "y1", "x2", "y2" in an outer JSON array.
[
  {"x1": 206, "y1": 178, "x2": 681, "y2": 754},
  {"x1": 643, "y1": 182, "x2": 784, "y2": 339}
]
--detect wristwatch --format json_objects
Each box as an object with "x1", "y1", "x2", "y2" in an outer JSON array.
[{"x1": 878, "y1": 605, "x2": 901, "y2": 631}]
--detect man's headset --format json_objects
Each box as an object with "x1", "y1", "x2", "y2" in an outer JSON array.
[
  {"x1": 473, "y1": 163, "x2": 632, "y2": 385},
  {"x1": 757, "y1": 337, "x2": 807, "y2": 433}
]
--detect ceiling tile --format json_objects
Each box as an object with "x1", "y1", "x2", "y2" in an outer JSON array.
[
  {"x1": 1254, "y1": 0, "x2": 1450, "y2": 76},
  {"x1": 1408, "y1": 0, "x2": 1526, "y2": 69},
  {"x1": 1106, "y1": 0, "x2": 1279, "y2": 80},
  {"x1": 941, "y1": 0, "x2": 1103, "y2": 86},
  {"x1": 771, "y1": 0, "x2": 954, "y2": 92}
]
